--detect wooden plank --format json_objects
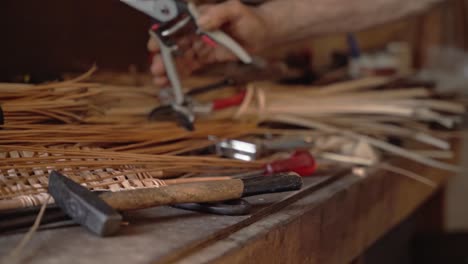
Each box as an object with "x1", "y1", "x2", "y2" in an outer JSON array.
[
  {"x1": 0, "y1": 160, "x2": 455, "y2": 264},
  {"x1": 157, "y1": 168, "x2": 350, "y2": 264},
  {"x1": 176, "y1": 159, "x2": 454, "y2": 264},
  {"x1": 0, "y1": 158, "x2": 455, "y2": 264},
  {"x1": 0, "y1": 172, "x2": 343, "y2": 264}
]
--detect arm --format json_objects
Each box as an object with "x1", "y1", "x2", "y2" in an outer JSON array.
[
  {"x1": 149, "y1": 0, "x2": 442, "y2": 86},
  {"x1": 256, "y1": 0, "x2": 442, "y2": 46}
]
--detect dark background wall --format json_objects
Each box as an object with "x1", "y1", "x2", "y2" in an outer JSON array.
[{"x1": 0, "y1": 1, "x2": 151, "y2": 81}]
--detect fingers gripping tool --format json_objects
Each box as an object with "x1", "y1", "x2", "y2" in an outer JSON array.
[{"x1": 120, "y1": 0, "x2": 253, "y2": 130}]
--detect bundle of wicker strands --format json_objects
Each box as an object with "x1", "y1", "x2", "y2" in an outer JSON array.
[
  {"x1": 215, "y1": 77, "x2": 466, "y2": 173},
  {"x1": 0, "y1": 121, "x2": 259, "y2": 154},
  {"x1": 0, "y1": 69, "x2": 465, "y2": 212},
  {"x1": 0, "y1": 145, "x2": 261, "y2": 210}
]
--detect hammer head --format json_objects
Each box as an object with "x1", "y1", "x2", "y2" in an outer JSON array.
[{"x1": 48, "y1": 171, "x2": 122, "y2": 237}]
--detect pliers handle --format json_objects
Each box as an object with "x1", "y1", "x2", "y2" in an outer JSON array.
[{"x1": 148, "y1": 1, "x2": 252, "y2": 130}]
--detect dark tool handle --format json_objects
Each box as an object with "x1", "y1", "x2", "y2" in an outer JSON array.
[
  {"x1": 101, "y1": 180, "x2": 245, "y2": 211},
  {"x1": 172, "y1": 199, "x2": 252, "y2": 216},
  {"x1": 186, "y1": 79, "x2": 236, "y2": 96},
  {"x1": 242, "y1": 172, "x2": 303, "y2": 197}
]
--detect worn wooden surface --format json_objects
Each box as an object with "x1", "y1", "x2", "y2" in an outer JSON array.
[
  {"x1": 0, "y1": 171, "x2": 342, "y2": 264},
  {"x1": 175, "y1": 161, "x2": 453, "y2": 264},
  {"x1": 0, "y1": 159, "x2": 454, "y2": 264}
]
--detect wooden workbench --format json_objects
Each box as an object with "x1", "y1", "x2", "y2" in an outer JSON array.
[{"x1": 0, "y1": 157, "x2": 454, "y2": 264}]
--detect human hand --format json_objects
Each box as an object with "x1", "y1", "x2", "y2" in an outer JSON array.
[{"x1": 148, "y1": 0, "x2": 270, "y2": 87}]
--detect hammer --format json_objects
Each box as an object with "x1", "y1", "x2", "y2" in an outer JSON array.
[{"x1": 48, "y1": 171, "x2": 303, "y2": 237}]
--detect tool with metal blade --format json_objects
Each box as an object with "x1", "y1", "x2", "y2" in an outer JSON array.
[
  {"x1": 216, "y1": 136, "x2": 315, "y2": 161},
  {"x1": 120, "y1": 0, "x2": 252, "y2": 130}
]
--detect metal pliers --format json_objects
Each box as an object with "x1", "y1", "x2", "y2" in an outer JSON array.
[
  {"x1": 121, "y1": 0, "x2": 253, "y2": 130},
  {"x1": 149, "y1": 89, "x2": 247, "y2": 123}
]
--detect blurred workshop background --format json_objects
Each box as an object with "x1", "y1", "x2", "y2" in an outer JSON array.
[{"x1": 1, "y1": 0, "x2": 468, "y2": 263}]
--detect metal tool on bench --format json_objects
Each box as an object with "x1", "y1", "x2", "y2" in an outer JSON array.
[
  {"x1": 43, "y1": 171, "x2": 302, "y2": 237},
  {"x1": 216, "y1": 136, "x2": 315, "y2": 161},
  {"x1": 191, "y1": 136, "x2": 318, "y2": 178},
  {"x1": 149, "y1": 64, "x2": 249, "y2": 124},
  {"x1": 175, "y1": 138, "x2": 317, "y2": 214},
  {"x1": 173, "y1": 150, "x2": 316, "y2": 214},
  {"x1": 149, "y1": 89, "x2": 247, "y2": 123},
  {"x1": 120, "y1": 0, "x2": 252, "y2": 130}
]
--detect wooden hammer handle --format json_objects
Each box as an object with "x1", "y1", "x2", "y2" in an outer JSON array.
[{"x1": 100, "y1": 180, "x2": 244, "y2": 211}]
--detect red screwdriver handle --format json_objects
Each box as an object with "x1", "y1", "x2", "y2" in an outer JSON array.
[
  {"x1": 212, "y1": 91, "x2": 247, "y2": 110},
  {"x1": 263, "y1": 150, "x2": 317, "y2": 177}
]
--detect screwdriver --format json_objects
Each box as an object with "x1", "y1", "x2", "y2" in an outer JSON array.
[{"x1": 233, "y1": 150, "x2": 317, "y2": 179}]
